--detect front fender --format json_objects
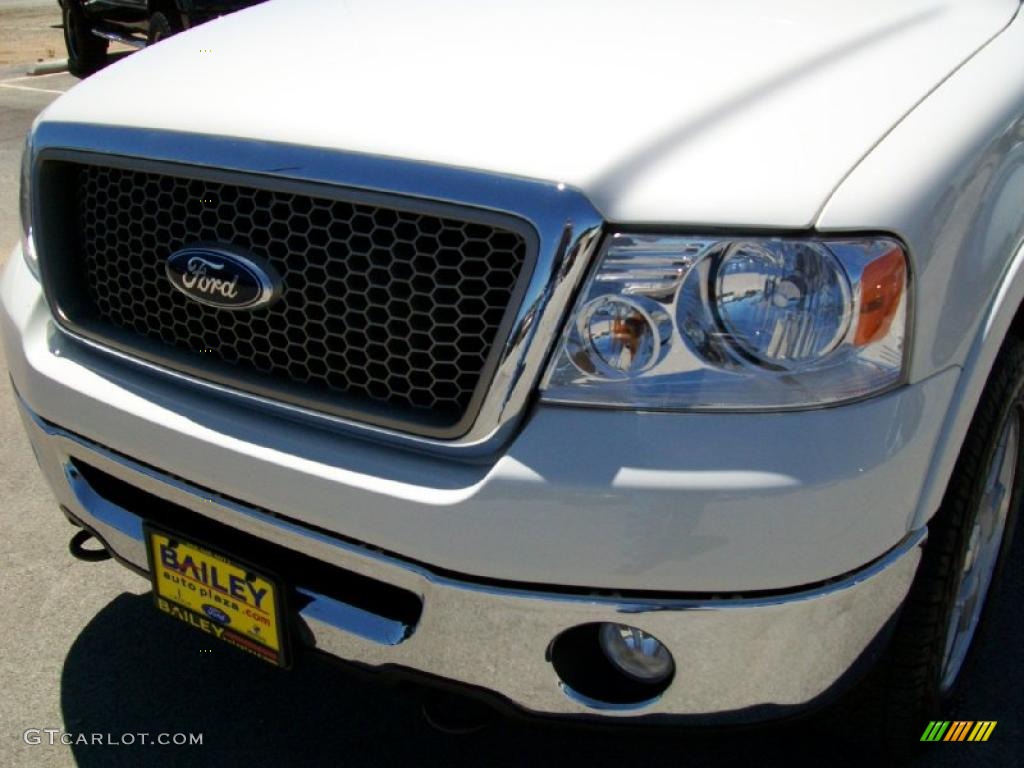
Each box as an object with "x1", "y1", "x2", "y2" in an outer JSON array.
[
  {"x1": 817, "y1": 8, "x2": 1024, "y2": 529},
  {"x1": 913, "y1": 237, "x2": 1024, "y2": 529}
]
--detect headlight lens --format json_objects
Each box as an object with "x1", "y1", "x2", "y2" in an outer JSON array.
[
  {"x1": 713, "y1": 241, "x2": 850, "y2": 367},
  {"x1": 568, "y1": 295, "x2": 673, "y2": 378},
  {"x1": 19, "y1": 136, "x2": 39, "y2": 279},
  {"x1": 542, "y1": 234, "x2": 908, "y2": 410}
]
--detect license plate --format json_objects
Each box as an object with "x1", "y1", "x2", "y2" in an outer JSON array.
[{"x1": 145, "y1": 525, "x2": 288, "y2": 667}]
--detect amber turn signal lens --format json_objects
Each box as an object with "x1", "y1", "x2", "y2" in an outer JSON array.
[{"x1": 855, "y1": 246, "x2": 906, "y2": 346}]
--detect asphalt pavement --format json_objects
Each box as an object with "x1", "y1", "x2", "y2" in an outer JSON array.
[{"x1": 0, "y1": 62, "x2": 1020, "y2": 768}]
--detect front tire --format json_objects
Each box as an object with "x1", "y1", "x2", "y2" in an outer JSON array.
[
  {"x1": 866, "y1": 339, "x2": 1024, "y2": 754},
  {"x1": 147, "y1": 11, "x2": 182, "y2": 45},
  {"x1": 62, "y1": 1, "x2": 108, "y2": 77}
]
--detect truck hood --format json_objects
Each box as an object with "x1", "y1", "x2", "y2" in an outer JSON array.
[{"x1": 41, "y1": 0, "x2": 1017, "y2": 226}]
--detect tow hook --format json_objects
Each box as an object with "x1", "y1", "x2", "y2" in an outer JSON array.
[{"x1": 68, "y1": 529, "x2": 113, "y2": 562}]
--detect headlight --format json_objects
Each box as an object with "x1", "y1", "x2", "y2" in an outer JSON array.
[
  {"x1": 541, "y1": 233, "x2": 908, "y2": 410},
  {"x1": 712, "y1": 241, "x2": 850, "y2": 367},
  {"x1": 19, "y1": 136, "x2": 39, "y2": 279}
]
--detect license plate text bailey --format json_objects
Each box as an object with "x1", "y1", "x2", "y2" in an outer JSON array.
[{"x1": 145, "y1": 526, "x2": 287, "y2": 666}]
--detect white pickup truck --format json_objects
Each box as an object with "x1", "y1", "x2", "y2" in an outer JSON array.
[{"x1": 5, "y1": 0, "x2": 1023, "y2": 750}]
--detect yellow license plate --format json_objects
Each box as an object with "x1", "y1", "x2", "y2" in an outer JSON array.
[{"x1": 145, "y1": 526, "x2": 288, "y2": 666}]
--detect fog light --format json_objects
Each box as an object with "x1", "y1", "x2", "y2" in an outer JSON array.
[{"x1": 598, "y1": 623, "x2": 674, "y2": 683}]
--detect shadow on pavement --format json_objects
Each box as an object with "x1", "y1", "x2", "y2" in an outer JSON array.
[{"x1": 59, "y1": 531, "x2": 1021, "y2": 768}]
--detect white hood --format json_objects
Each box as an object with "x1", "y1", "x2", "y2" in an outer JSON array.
[{"x1": 41, "y1": 0, "x2": 1017, "y2": 226}]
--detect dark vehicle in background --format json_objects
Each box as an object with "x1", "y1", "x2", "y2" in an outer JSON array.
[{"x1": 59, "y1": 1, "x2": 265, "y2": 76}]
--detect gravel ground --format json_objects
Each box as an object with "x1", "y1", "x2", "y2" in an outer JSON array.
[{"x1": 0, "y1": 0, "x2": 63, "y2": 68}]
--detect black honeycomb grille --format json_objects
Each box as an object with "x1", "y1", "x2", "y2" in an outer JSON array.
[{"x1": 75, "y1": 164, "x2": 529, "y2": 432}]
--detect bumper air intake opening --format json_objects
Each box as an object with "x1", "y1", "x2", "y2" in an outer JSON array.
[{"x1": 68, "y1": 458, "x2": 424, "y2": 632}]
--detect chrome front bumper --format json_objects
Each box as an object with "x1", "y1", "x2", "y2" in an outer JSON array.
[{"x1": 19, "y1": 399, "x2": 926, "y2": 721}]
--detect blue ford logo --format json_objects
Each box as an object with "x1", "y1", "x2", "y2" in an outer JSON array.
[
  {"x1": 202, "y1": 604, "x2": 231, "y2": 625},
  {"x1": 165, "y1": 244, "x2": 281, "y2": 310}
]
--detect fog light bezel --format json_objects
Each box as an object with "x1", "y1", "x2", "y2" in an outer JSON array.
[{"x1": 548, "y1": 622, "x2": 676, "y2": 709}]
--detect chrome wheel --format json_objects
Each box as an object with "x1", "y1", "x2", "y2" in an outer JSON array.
[{"x1": 939, "y1": 406, "x2": 1020, "y2": 691}]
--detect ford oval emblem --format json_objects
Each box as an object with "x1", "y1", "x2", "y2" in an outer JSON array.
[
  {"x1": 202, "y1": 604, "x2": 231, "y2": 625},
  {"x1": 165, "y1": 243, "x2": 281, "y2": 310}
]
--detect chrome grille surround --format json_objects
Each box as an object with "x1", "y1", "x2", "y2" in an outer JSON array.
[{"x1": 29, "y1": 123, "x2": 604, "y2": 454}]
